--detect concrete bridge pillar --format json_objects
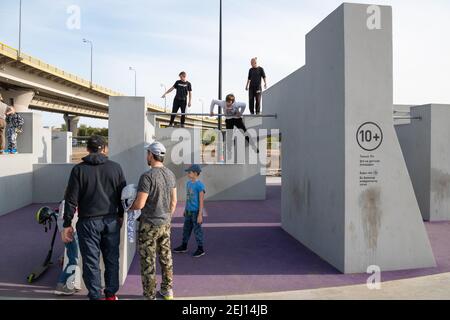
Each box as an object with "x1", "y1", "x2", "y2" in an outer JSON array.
[
  {"x1": 0, "y1": 89, "x2": 35, "y2": 112},
  {"x1": 64, "y1": 114, "x2": 80, "y2": 137}
]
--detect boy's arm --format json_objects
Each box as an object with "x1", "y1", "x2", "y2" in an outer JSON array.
[
  {"x1": 210, "y1": 100, "x2": 219, "y2": 116},
  {"x1": 197, "y1": 191, "x2": 205, "y2": 225},
  {"x1": 162, "y1": 86, "x2": 175, "y2": 98},
  {"x1": 237, "y1": 102, "x2": 246, "y2": 115},
  {"x1": 262, "y1": 68, "x2": 268, "y2": 89},
  {"x1": 170, "y1": 188, "x2": 178, "y2": 216},
  {"x1": 188, "y1": 91, "x2": 192, "y2": 107}
]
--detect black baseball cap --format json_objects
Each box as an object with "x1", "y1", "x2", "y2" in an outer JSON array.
[{"x1": 87, "y1": 135, "x2": 107, "y2": 152}]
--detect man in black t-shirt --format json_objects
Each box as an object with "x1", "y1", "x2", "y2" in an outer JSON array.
[
  {"x1": 245, "y1": 58, "x2": 267, "y2": 115},
  {"x1": 162, "y1": 72, "x2": 193, "y2": 127}
]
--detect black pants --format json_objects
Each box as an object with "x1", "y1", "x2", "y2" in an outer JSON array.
[
  {"x1": 225, "y1": 118, "x2": 250, "y2": 143},
  {"x1": 169, "y1": 98, "x2": 187, "y2": 126},
  {"x1": 249, "y1": 87, "x2": 262, "y2": 115},
  {"x1": 77, "y1": 215, "x2": 121, "y2": 300}
]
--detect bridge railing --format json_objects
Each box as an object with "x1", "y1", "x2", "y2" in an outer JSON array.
[{"x1": 0, "y1": 41, "x2": 121, "y2": 96}]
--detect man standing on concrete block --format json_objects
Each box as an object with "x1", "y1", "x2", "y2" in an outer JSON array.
[
  {"x1": 246, "y1": 58, "x2": 267, "y2": 115},
  {"x1": 162, "y1": 71, "x2": 193, "y2": 128},
  {"x1": 62, "y1": 135, "x2": 127, "y2": 300},
  {"x1": 0, "y1": 93, "x2": 9, "y2": 154},
  {"x1": 130, "y1": 142, "x2": 177, "y2": 300}
]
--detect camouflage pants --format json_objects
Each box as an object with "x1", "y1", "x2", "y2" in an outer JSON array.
[
  {"x1": 138, "y1": 222, "x2": 173, "y2": 299},
  {"x1": 6, "y1": 127, "x2": 17, "y2": 150}
]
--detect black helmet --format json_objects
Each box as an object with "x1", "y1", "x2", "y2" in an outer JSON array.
[{"x1": 36, "y1": 207, "x2": 54, "y2": 225}]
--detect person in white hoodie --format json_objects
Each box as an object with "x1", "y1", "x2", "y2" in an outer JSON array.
[
  {"x1": 210, "y1": 94, "x2": 247, "y2": 132},
  {"x1": 210, "y1": 94, "x2": 259, "y2": 154}
]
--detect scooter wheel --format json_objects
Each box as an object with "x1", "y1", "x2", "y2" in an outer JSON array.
[{"x1": 27, "y1": 274, "x2": 35, "y2": 283}]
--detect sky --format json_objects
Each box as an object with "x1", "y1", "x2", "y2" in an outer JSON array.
[{"x1": 0, "y1": 0, "x2": 449, "y2": 129}]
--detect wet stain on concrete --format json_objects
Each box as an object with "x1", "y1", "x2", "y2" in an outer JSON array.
[
  {"x1": 289, "y1": 180, "x2": 303, "y2": 215},
  {"x1": 359, "y1": 187, "x2": 382, "y2": 250},
  {"x1": 430, "y1": 168, "x2": 450, "y2": 204}
]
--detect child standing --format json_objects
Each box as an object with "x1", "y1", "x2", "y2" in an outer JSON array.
[
  {"x1": 174, "y1": 164, "x2": 206, "y2": 258},
  {"x1": 5, "y1": 106, "x2": 24, "y2": 154}
]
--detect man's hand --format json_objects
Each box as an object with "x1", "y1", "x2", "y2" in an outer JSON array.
[
  {"x1": 188, "y1": 102, "x2": 192, "y2": 108},
  {"x1": 264, "y1": 84, "x2": 267, "y2": 90},
  {"x1": 61, "y1": 227, "x2": 74, "y2": 243},
  {"x1": 161, "y1": 94, "x2": 166, "y2": 99},
  {"x1": 197, "y1": 213, "x2": 203, "y2": 225},
  {"x1": 245, "y1": 86, "x2": 249, "y2": 91}
]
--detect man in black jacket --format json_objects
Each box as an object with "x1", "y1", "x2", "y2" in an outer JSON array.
[{"x1": 62, "y1": 135, "x2": 126, "y2": 300}]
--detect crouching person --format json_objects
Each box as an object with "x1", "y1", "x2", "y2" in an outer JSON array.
[
  {"x1": 62, "y1": 135, "x2": 126, "y2": 300},
  {"x1": 131, "y1": 142, "x2": 177, "y2": 300}
]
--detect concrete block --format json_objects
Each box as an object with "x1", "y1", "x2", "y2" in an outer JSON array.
[
  {"x1": 0, "y1": 154, "x2": 34, "y2": 216},
  {"x1": 17, "y1": 112, "x2": 41, "y2": 156},
  {"x1": 108, "y1": 96, "x2": 155, "y2": 285},
  {"x1": 263, "y1": 3, "x2": 435, "y2": 273},
  {"x1": 32, "y1": 164, "x2": 75, "y2": 203},
  {"x1": 396, "y1": 104, "x2": 450, "y2": 221},
  {"x1": 52, "y1": 132, "x2": 72, "y2": 164},
  {"x1": 109, "y1": 97, "x2": 154, "y2": 186}
]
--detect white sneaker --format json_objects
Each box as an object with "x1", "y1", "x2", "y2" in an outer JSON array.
[{"x1": 54, "y1": 283, "x2": 76, "y2": 296}]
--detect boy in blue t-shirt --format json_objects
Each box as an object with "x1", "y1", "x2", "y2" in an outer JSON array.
[{"x1": 174, "y1": 164, "x2": 206, "y2": 258}]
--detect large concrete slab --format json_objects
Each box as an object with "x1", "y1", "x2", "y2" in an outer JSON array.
[
  {"x1": 109, "y1": 97, "x2": 153, "y2": 186},
  {"x1": 32, "y1": 164, "x2": 75, "y2": 203},
  {"x1": 51, "y1": 132, "x2": 72, "y2": 164},
  {"x1": 263, "y1": 3, "x2": 435, "y2": 273},
  {"x1": 0, "y1": 154, "x2": 34, "y2": 216},
  {"x1": 396, "y1": 104, "x2": 450, "y2": 221}
]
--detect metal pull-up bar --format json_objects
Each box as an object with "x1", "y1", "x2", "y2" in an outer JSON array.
[
  {"x1": 147, "y1": 112, "x2": 278, "y2": 119},
  {"x1": 393, "y1": 116, "x2": 422, "y2": 120}
]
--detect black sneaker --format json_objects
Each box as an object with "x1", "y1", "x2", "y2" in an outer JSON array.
[
  {"x1": 174, "y1": 244, "x2": 188, "y2": 253},
  {"x1": 193, "y1": 248, "x2": 205, "y2": 258}
]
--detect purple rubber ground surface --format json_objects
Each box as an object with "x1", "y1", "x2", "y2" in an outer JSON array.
[{"x1": 1, "y1": 184, "x2": 449, "y2": 299}]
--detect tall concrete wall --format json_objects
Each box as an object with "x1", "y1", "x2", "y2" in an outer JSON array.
[
  {"x1": 33, "y1": 164, "x2": 75, "y2": 203},
  {"x1": 17, "y1": 112, "x2": 41, "y2": 156},
  {"x1": 0, "y1": 155, "x2": 34, "y2": 216},
  {"x1": 263, "y1": 3, "x2": 435, "y2": 273},
  {"x1": 109, "y1": 97, "x2": 153, "y2": 186},
  {"x1": 396, "y1": 104, "x2": 450, "y2": 221},
  {"x1": 52, "y1": 132, "x2": 72, "y2": 164}
]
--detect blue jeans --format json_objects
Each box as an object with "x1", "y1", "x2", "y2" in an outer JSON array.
[
  {"x1": 58, "y1": 233, "x2": 79, "y2": 285},
  {"x1": 182, "y1": 210, "x2": 204, "y2": 247},
  {"x1": 77, "y1": 215, "x2": 121, "y2": 300}
]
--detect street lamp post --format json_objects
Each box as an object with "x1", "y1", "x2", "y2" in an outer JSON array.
[
  {"x1": 160, "y1": 84, "x2": 168, "y2": 113},
  {"x1": 83, "y1": 39, "x2": 93, "y2": 88},
  {"x1": 129, "y1": 67, "x2": 137, "y2": 96},
  {"x1": 199, "y1": 98, "x2": 205, "y2": 128},
  {"x1": 218, "y1": 0, "x2": 223, "y2": 131},
  {"x1": 18, "y1": 0, "x2": 22, "y2": 60}
]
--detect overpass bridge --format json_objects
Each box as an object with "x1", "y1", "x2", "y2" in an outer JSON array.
[{"x1": 0, "y1": 41, "x2": 218, "y2": 130}]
